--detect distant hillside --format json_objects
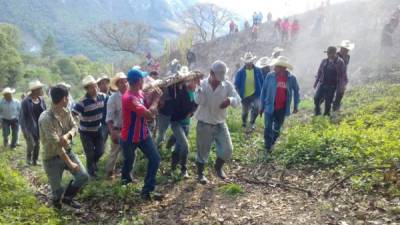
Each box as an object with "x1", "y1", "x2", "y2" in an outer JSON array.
[
  {"x1": 0, "y1": 0, "x2": 196, "y2": 59},
  {"x1": 189, "y1": 0, "x2": 399, "y2": 96}
]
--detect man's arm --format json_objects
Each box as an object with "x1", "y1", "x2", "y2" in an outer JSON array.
[
  {"x1": 314, "y1": 60, "x2": 324, "y2": 89},
  {"x1": 292, "y1": 75, "x2": 300, "y2": 113},
  {"x1": 227, "y1": 82, "x2": 241, "y2": 108}
]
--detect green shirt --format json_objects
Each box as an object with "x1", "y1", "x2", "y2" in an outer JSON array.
[
  {"x1": 39, "y1": 106, "x2": 78, "y2": 160},
  {"x1": 244, "y1": 69, "x2": 255, "y2": 98}
]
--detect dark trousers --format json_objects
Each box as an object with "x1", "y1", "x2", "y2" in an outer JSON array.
[
  {"x1": 80, "y1": 131, "x2": 105, "y2": 176},
  {"x1": 314, "y1": 84, "x2": 337, "y2": 116},
  {"x1": 121, "y1": 137, "x2": 160, "y2": 195},
  {"x1": 241, "y1": 94, "x2": 260, "y2": 126},
  {"x1": 264, "y1": 108, "x2": 286, "y2": 151},
  {"x1": 2, "y1": 119, "x2": 19, "y2": 148},
  {"x1": 23, "y1": 130, "x2": 39, "y2": 163},
  {"x1": 333, "y1": 91, "x2": 344, "y2": 112}
]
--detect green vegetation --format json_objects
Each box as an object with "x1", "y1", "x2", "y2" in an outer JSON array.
[
  {"x1": 219, "y1": 183, "x2": 244, "y2": 197},
  {"x1": 0, "y1": 152, "x2": 61, "y2": 225},
  {"x1": 274, "y1": 82, "x2": 400, "y2": 195}
]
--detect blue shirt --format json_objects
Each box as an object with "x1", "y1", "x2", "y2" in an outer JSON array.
[
  {"x1": 0, "y1": 98, "x2": 21, "y2": 120},
  {"x1": 260, "y1": 71, "x2": 300, "y2": 116},
  {"x1": 73, "y1": 93, "x2": 107, "y2": 132}
]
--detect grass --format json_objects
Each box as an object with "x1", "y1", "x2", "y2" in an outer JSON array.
[{"x1": 219, "y1": 183, "x2": 244, "y2": 197}]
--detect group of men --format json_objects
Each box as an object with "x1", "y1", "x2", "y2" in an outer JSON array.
[{"x1": 0, "y1": 38, "x2": 354, "y2": 209}]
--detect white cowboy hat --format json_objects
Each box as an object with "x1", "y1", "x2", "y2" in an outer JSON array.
[
  {"x1": 110, "y1": 72, "x2": 127, "y2": 91},
  {"x1": 255, "y1": 57, "x2": 272, "y2": 68},
  {"x1": 269, "y1": 56, "x2": 293, "y2": 70},
  {"x1": 57, "y1": 82, "x2": 71, "y2": 89},
  {"x1": 240, "y1": 52, "x2": 257, "y2": 63},
  {"x1": 29, "y1": 80, "x2": 45, "y2": 91},
  {"x1": 2, "y1": 87, "x2": 15, "y2": 95},
  {"x1": 272, "y1": 47, "x2": 284, "y2": 53},
  {"x1": 339, "y1": 40, "x2": 355, "y2": 51},
  {"x1": 177, "y1": 66, "x2": 190, "y2": 76},
  {"x1": 211, "y1": 60, "x2": 229, "y2": 81},
  {"x1": 96, "y1": 74, "x2": 110, "y2": 83},
  {"x1": 171, "y1": 58, "x2": 179, "y2": 65},
  {"x1": 82, "y1": 75, "x2": 97, "y2": 87}
]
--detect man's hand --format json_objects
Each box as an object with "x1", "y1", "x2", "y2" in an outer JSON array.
[
  {"x1": 259, "y1": 109, "x2": 264, "y2": 117},
  {"x1": 59, "y1": 135, "x2": 70, "y2": 148},
  {"x1": 111, "y1": 130, "x2": 120, "y2": 144},
  {"x1": 219, "y1": 98, "x2": 231, "y2": 109},
  {"x1": 69, "y1": 162, "x2": 80, "y2": 173}
]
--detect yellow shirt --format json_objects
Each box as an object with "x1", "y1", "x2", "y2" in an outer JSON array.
[{"x1": 244, "y1": 69, "x2": 255, "y2": 98}]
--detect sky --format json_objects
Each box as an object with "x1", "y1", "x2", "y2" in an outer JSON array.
[{"x1": 199, "y1": 0, "x2": 352, "y2": 20}]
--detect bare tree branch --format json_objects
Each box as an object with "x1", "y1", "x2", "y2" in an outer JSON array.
[
  {"x1": 183, "y1": 3, "x2": 233, "y2": 42},
  {"x1": 87, "y1": 21, "x2": 150, "y2": 55}
]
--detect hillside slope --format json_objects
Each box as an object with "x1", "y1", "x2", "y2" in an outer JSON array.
[
  {"x1": 0, "y1": 0, "x2": 196, "y2": 58},
  {"x1": 190, "y1": 0, "x2": 400, "y2": 95}
]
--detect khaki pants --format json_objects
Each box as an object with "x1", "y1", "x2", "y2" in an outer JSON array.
[{"x1": 105, "y1": 139, "x2": 122, "y2": 175}]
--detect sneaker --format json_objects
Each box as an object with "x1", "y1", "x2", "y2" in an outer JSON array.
[
  {"x1": 62, "y1": 198, "x2": 82, "y2": 209},
  {"x1": 181, "y1": 170, "x2": 190, "y2": 179}
]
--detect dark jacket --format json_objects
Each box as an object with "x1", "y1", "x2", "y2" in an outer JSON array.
[
  {"x1": 234, "y1": 66, "x2": 264, "y2": 99},
  {"x1": 20, "y1": 95, "x2": 47, "y2": 139},
  {"x1": 170, "y1": 85, "x2": 198, "y2": 122},
  {"x1": 314, "y1": 57, "x2": 347, "y2": 93}
]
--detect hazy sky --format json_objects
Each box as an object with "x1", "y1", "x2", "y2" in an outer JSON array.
[{"x1": 199, "y1": 0, "x2": 352, "y2": 19}]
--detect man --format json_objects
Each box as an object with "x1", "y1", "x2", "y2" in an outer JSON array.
[
  {"x1": 39, "y1": 85, "x2": 89, "y2": 209},
  {"x1": 73, "y1": 75, "x2": 107, "y2": 178},
  {"x1": 21, "y1": 80, "x2": 47, "y2": 165},
  {"x1": 256, "y1": 57, "x2": 272, "y2": 80},
  {"x1": 186, "y1": 49, "x2": 196, "y2": 69},
  {"x1": 97, "y1": 75, "x2": 110, "y2": 145},
  {"x1": 169, "y1": 71, "x2": 199, "y2": 178},
  {"x1": 0, "y1": 87, "x2": 21, "y2": 149},
  {"x1": 57, "y1": 82, "x2": 75, "y2": 111},
  {"x1": 105, "y1": 72, "x2": 128, "y2": 179},
  {"x1": 195, "y1": 60, "x2": 241, "y2": 184},
  {"x1": 120, "y1": 68, "x2": 162, "y2": 200},
  {"x1": 260, "y1": 56, "x2": 300, "y2": 155},
  {"x1": 170, "y1": 59, "x2": 181, "y2": 75},
  {"x1": 234, "y1": 52, "x2": 264, "y2": 129},
  {"x1": 333, "y1": 40, "x2": 354, "y2": 112},
  {"x1": 314, "y1": 46, "x2": 346, "y2": 116}
]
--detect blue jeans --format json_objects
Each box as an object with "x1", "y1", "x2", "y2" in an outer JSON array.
[
  {"x1": 241, "y1": 94, "x2": 260, "y2": 126},
  {"x1": 155, "y1": 113, "x2": 171, "y2": 147},
  {"x1": 2, "y1": 119, "x2": 19, "y2": 148},
  {"x1": 80, "y1": 131, "x2": 105, "y2": 176},
  {"x1": 171, "y1": 121, "x2": 190, "y2": 169},
  {"x1": 43, "y1": 151, "x2": 89, "y2": 200},
  {"x1": 121, "y1": 137, "x2": 160, "y2": 194},
  {"x1": 264, "y1": 108, "x2": 286, "y2": 151}
]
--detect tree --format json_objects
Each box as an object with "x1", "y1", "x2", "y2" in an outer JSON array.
[
  {"x1": 88, "y1": 21, "x2": 150, "y2": 56},
  {"x1": 41, "y1": 35, "x2": 58, "y2": 61},
  {"x1": 183, "y1": 3, "x2": 233, "y2": 42},
  {"x1": 0, "y1": 24, "x2": 23, "y2": 87}
]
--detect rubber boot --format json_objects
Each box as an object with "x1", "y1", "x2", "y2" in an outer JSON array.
[
  {"x1": 214, "y1": 158, "x2": 227, "y2": 179},
  {"x1": 62, "y1": 180, "x2": 82, "y2": 209},
  {"x1": 196, "y1": 162, "x2": 208, "y2": 184}
]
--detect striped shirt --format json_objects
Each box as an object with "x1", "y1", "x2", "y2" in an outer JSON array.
[
  {"x1": 120, "y1": 90, "x2": 149, "y2": 143},
  {"x1": 73, "y1": 93, "x2": 107, "y2": 132}
]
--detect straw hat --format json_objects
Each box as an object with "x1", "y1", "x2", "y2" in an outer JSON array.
[
  {"x1": 29, "y1": 80, "x2": 45, "y2": 91},
  {"x1": 241, "y1": 52, "x2": 257, "y2": 63},
  {"x1": 171, "y1": 58, "x2": 179, "y2": 65},
  {"x1": 339, "y1": 40, "x2": 355, "y2": 51},
  {"x1": 211, "y1": 60, "x2": 229, "y2": 82},
  {"x1": 269, "y1": 56, "x2": 293, "y2": 70},
  {"x1": 272, "y1": 47, "x2": 284, "y2": 53},
  {"x1": 255, "y1": 57, "x2": 272, "y2": 68},
  {"x1": 57, "y1": 82, "x2": 71, "y2": 89},
  {"x1": 110, "y1": 72, "x2": 127, "y2": 91},
  {"x1": 96, "y1": 74, "x2": 110, "y2": 83},
  {"x1": 82, "y1": 75, "x2": 97, "y2": 87},
  {"x1": 2, "y1": 87, "x2": 15, "y2": 95},
  {"x1": 177, "y1": 66, "x2": 190, "y2": 76}
]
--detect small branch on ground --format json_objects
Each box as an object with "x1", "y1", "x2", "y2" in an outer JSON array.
[{"x1": 323, "y1": 166, "x2": 392, "y2": 198}]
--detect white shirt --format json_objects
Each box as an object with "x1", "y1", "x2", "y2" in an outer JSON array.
[
  {"x1": 194, "y1": 79, "x2": 241, "y2": 125},
  {"x1": 106, "y1": 91, "x2": 123, "y2": 128},
  {"x1": 0, "y1": 98, "x2": 21, "y2": 120}
]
